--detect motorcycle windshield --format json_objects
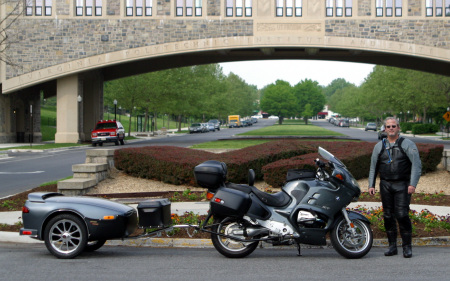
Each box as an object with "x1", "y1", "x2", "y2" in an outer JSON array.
[{"x1": 318, "y1": 147, "x2": 346, "y2": 167}]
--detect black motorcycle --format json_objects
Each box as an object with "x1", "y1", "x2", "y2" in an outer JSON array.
[{"x1": 194, "y1": 147, "x2": 373, "y2": 259}]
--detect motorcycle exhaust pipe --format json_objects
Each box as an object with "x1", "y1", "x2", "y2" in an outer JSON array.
[{"x1": 245, "y1": 227, "x2": 270, "y2": 237}]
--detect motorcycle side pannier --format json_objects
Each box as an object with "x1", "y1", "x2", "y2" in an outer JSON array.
[
  {"x1": 211, "y1": 188, "x2": 251, "y2": 217},
  {"x1": 137, "y1": 199, "x2": 171, "y2": 228},
  {"x1": 194, "y1": 160, "x2": 227, "y2": 190}
]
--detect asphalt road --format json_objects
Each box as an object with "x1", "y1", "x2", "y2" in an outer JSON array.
[
  {"x1": 0, "y1": 119, "x2": 276, "y2": 198},
  {"x1": 1, "y1": 118, "x2": 448, "y2": 198},
  {"x1": 1, "y1": 243, "x2": 449, "y2": 281}
]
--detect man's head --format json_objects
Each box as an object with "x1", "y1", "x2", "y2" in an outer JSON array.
[{"x1": 384, "y1": 117, "x2": 400, "y2": 139}]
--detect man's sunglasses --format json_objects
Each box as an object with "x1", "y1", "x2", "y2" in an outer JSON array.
[{"x1": 386, "y1": 125, "x2": 397, "y2": 129}]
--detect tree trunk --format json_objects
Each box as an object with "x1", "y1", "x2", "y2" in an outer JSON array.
[
  {"x1": 154, "y1": 111, "x2": 158, "y2": 131},
  {"x1": 128, "y1": 109, "x2": 133, "y2": 137},
  {"x1": 178, "y1": 114, "x2": 182, "y2": 132},
  {"x1": 143, "y1": 108, "x2": 149, "y2": 132}
]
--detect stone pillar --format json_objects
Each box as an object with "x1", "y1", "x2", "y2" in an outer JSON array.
[
  {"x1": 80, "y1": 70, "x2": 104, "y2": 142},
  {"x1": 0, "y1": 94, "x2": 14, "y2": 143},
  {"x1": 55, "y1": 75, "x2": 80, "y2": 143}
]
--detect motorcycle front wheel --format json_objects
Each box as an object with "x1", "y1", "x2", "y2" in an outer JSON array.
[
  {"x1": 211, "y1": 217, "x2": 259, "y2": 258},
  {"x1": 331, "y1": 217, "x2": 373, "y2": 259}
]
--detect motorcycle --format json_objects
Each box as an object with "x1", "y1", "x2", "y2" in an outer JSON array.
[{"x1": 194, "y1": 147, "x2": 373, "y2": 259}]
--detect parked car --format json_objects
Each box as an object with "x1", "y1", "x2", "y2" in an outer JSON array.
[
  {"x1": 201, "y1": 123, "x2": 209, "y2": 132},
  {"x1": 268, "y1": 115, "x2": 279, "y2": 119},
  {"x1": 251, "y1": 117, "x2": 258, "y2": 124},
  {"x1": 189, "y1": 123, "x2": 204, "y2": 133},
  {"x1": 339, "y1": 119, "x2": 349, "y2": 127},
  {"x1": 365, "y1": 122, "x2": 377, "y2": 131},
  {"x1": 378, "y1": 125, "x2": 387, "y2": 139},
  {"x1": 91, "y1": 120, "x2": 125, "y2": 147},
  {"x1": 208, "y1": 119, "x2": 221, "y2": 131},
  {"x1": 207, "y1": 123, "x2": 216, "y2": 132}
]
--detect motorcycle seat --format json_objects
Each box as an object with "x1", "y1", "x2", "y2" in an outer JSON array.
[{"x1": 226, "y1": 183, "x2": 292, "y2": 208}]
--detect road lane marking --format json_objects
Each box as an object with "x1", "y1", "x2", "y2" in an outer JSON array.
[{"x1": 0, "y1": 171, "x2": 45, "y2": 174}]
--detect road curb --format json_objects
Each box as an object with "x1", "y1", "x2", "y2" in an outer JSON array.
[{"x1": 1, "y1": 232, "x2": 449, "y2": 247}]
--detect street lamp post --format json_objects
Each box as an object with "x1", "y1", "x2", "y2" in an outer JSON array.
[
  {"x1": 113, "y1": 99, "x2": 117, "y2": 120},
  {"x1": 77, "y1": 95, "x2": 82, "y2": 144}
]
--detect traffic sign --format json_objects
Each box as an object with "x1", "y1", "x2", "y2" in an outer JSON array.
[{"x1": 444, "y1": 111, "x2": 450, "y2": 122}]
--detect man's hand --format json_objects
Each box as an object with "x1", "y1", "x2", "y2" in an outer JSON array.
[
  {"x1": 368, "y1": 187, "x2": 376, "y2": 196},
  {"x1": 408, "y1": 186, "x2": 416, "y2": 194}
]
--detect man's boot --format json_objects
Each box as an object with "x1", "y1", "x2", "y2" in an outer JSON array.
[
  {"x1": 384, "y1": 231, "x2": 398, "y2": 256},
  {"x1": 400, "y1": 232, "x2": 412, "y2": 258}
]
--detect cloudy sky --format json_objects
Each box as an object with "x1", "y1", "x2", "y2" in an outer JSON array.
[{"x1": 220, "y1": 60, "x2": 375, "y2": 89}]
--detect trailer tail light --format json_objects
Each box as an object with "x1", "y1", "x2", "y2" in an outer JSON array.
[
  {"x1": 22, "y1": 206, "x2": 29, "y2": 213},
  {"x1": 22, "y1": 230, "x2": 32, "y2": 235}
]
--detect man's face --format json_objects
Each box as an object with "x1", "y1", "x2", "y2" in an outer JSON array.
[{"x1": 385, "y1": 119, "x2": 400, "y2": 138}]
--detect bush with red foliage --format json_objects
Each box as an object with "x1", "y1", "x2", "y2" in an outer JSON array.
[{"x1": 114, "y1": 140, "x2": 443, "y2": 189}]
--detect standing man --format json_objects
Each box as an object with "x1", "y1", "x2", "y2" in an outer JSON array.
[{"x1": 368, "y1": 117, "x2": 422, "y2": 258}]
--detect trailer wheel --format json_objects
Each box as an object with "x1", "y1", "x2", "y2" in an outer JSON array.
[{"x1": 44, "y1": 214, "x2": 87, "y2": 259}]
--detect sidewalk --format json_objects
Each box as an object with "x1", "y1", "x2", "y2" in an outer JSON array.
[{"x1": 1, "y1": 201, "x2": 449, "y2": 246}]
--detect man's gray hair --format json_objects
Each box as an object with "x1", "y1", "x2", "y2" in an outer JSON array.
[{"x1": 384, "y1": 117, "x2": 400, "y2": 127}]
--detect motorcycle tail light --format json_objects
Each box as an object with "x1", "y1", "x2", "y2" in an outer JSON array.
[
  {"x1": 22, "y1": 206, "x2": 29, "y2": 213},
  {"x1": 206, "y1": 192, "x2": 215, "y2": 200}
]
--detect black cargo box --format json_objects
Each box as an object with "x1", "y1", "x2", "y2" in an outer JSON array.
[
  {"x1": 194, "y1": 160, "x2": 227, "y2": 189},
  {"x1": 210, "y1": 188, "x2": 251, "y2": 217},
  {"x1": 137, "y1": 199, "x2": 171, "y2": 228},
  {"x1": 286, "y1": 169, "x2": 316, "y2": 182}
]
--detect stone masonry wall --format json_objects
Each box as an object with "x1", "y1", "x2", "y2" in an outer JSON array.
[
  {"x1": 357, "y1": 0, "x2": 372, "y2": 16},
  {"x1": 157, "y1": 0, "x2": 171, "y2": 16},
  {"x1": 207, "y1": 0, "x2": 221, "y2": 16},
  {"x1": 408, "y1": 0, "x2": 422, "y2": 17},
  {"x1": 56, "y1": 0, "x2": 70, "y2": 16},
  {"x1": 107, "y1": 0, "x2": 121, "y2": 16},
  {"x1": 325, "y1": 19, "x2": 450, "y2": 48},
  {"x1": 6, "y1": 18, "x2": 253, "y2": 79}
]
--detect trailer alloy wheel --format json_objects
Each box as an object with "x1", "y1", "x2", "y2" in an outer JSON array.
[{"x1": 44, "y1": 214, "x2": 87, "y2": 259}]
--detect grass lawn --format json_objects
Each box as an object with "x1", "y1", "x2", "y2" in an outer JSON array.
[
  {"x1": 238, "y1": 124, "x2": 345, "y2": 136},
  {"x1": 191, "y1": 139, "x2": 273, "y2": 149}
]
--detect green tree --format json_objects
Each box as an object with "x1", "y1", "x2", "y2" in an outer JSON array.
[
  {"x1": 302, "y1": 104, "x2": 313, "y2": 125},
  {"x1": 260, "y1": 80, "x2": 296, "y2": 124},
  {"x1": 293, "y1": 79, "x2": 326, "y2": 118}
]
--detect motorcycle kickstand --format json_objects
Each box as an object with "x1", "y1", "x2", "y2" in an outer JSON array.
[{"x1": 295, "y1": 242, "x2": 302, "y2": 256}]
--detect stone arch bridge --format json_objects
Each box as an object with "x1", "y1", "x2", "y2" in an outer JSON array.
[{"x1": 0, "y1": 0, "x2": 448, "y2": 143}]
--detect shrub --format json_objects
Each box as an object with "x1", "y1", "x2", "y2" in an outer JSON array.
[
  {"x1": 262, "y1": 142, "x2": 374, "y2": 188},
  {"x1": 114, "y1": 140, "x2": 443, "y2": 189},
  {"x1": 411, "y1": 124, "x2": 439, "y2": 135}
]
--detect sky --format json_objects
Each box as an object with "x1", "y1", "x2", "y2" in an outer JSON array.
[{"x1": 219, "y1": 60, "x2": 375, "y2": 89}]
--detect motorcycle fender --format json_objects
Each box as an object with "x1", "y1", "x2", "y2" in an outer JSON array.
[
  {"x1": 347, "y1": 211, "x2": 371, "y2": 224},
  {"x1": 335, "y1": 211, "x2": 370, "y2": 226}
]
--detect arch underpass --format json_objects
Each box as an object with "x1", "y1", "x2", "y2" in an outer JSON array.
[{"x1": 0, "y1": 0, "x2": 448, "y2": 143}]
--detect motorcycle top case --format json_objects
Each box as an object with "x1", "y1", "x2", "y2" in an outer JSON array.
[
  {"x1": 194, "y1": 160, "x2": 227, "y2": 190},
  {"x1": 137, "y1": 199, "x2": 171, "y2": 228},
  {"x1": 211, "y1": 188, "x2": 251, "y2": 217}
]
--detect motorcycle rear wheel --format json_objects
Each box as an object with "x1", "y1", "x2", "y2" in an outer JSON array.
[
  {"x1": 211, "y1": 217, "x2": 259, "y2": 258},
  {"x1": 331, "y1": 217, "x2": 373, "y2": 259}
]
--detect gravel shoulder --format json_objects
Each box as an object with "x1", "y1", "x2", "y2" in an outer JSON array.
[{"x1": 87, "y1": 165, "x2": 450, "y2": 195}]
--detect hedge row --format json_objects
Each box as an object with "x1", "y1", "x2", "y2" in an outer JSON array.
[
  {"x1": 411, "y1": 124, "x2": 439, "y2": 135},
  {"x1": 262, "y1": 142, "x2": 374, "y2": 188},
  {"x1": 114, "y1": 140, "x2": 315, "y2": 185},
  {"x1": 114, "y1": 140, "x2": 443, "y2": 189}
]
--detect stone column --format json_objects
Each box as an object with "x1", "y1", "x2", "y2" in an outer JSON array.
[
  {"x1": 55, "y1": 75, "x2": 80, "y2": 143},
  {"x1": 80, "y1": 70, "x2": 104, "y2": 142}
]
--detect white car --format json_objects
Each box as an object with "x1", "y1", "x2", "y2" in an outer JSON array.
[{"x1": 268, "y1": 115, "x2": 279, "y2": 119}]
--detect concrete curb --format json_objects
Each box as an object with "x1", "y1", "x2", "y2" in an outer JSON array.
[{"x1": 2, "y1": 231, "x2": 448, "y2": 248}]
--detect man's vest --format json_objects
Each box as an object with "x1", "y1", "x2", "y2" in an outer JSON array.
[{"x1": 377, "y1": 137, "x2": 412, "y2": 182}]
